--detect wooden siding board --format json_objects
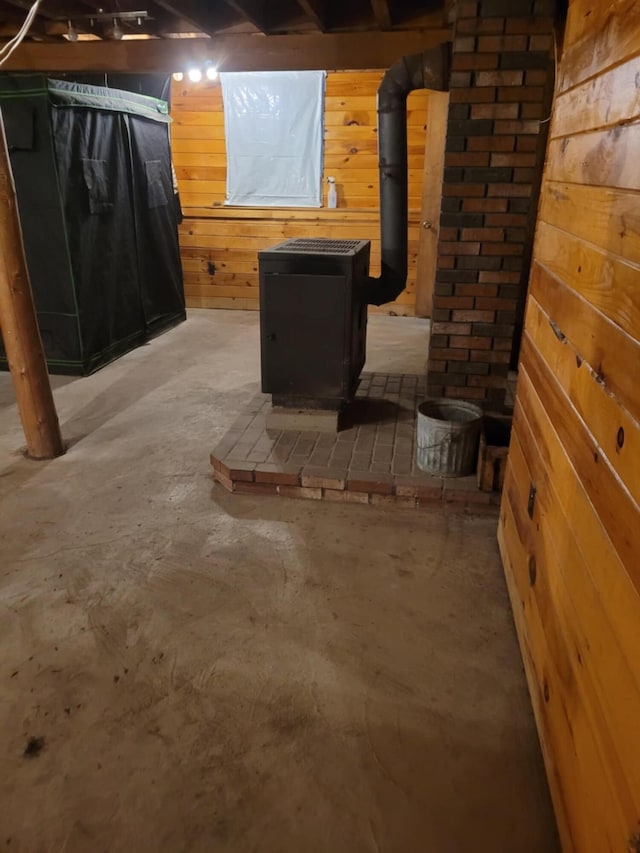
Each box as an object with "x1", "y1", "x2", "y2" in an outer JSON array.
[
  {"x1": 539, "y1": 182, "x2": 640, "y2": 267},
  {"x1": 558, "y1": 0, "x2": 640, "y2": 93},
  {"x1": 534, "y1": 221, "x2": 640, "y2": 342},
  {"x1": 550, "y1": 53, "x2": 640, "y2": 139},
  {"x1": 525, "y1": 296, "x2": 640, "y2": 503},
  {"x1": 545, "y1": 124, "x2": 640, "y2": 192},
  {"x1": 520, "y1": 336, "x2": 640, "y2": 612},
  {"x1": 529, "y1": 263, "x2": 640, "y2": 427}
]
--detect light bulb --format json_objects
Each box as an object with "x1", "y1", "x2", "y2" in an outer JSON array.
[
  {"x1": 205, "y1": 66, "x2": 218, "y2": 81},
  {"x1": 111, "y1": 18, "x2": 123, "y2": 40},
  {"x1": 188, "y1": 68, "x2": 202, "y2": 83},
  {"x1": 172, "y1": 72, "x2": 184, "y2": 82},
  {"x1": 67, "y1": 21, "x2": 78, "y2": 42}
]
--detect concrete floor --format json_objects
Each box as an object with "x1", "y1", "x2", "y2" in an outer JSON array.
[{"x1": 0, "y1": 311, "x2": 558, "y2": 852}]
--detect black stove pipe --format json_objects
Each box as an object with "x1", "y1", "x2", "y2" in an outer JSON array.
[{"x1": 366, "y1": 43, "x2": 451, "y2": 306}]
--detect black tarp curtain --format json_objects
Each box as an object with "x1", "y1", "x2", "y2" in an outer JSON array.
[{"x1": 0, "y1": 75, "x2": 185, "y2": 375}]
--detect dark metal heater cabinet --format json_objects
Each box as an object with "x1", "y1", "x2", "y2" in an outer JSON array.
[{"x1": 259, "y1": 238, "x2": 371, "y2": 410}]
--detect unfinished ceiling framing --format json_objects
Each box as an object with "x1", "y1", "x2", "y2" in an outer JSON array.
[
  {"x1": 0, "y1": 0, "x2": 452, "y2": 71},
  {"x1": 0, "y1": 0, "x2": 448, "y2": 41}
]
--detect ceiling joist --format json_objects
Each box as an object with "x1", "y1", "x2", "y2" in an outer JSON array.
[
  {"x1": 370, "y1": 0, "x2": 393, "y2": 29},
  {"x1": 296, "y1": 0, "x2": 328, "y2": 32},
  {"x1": 223, "y1": 0, "x2": 273, "y2": 33},
  {"x1": 151, "y1": 0, "x2": 234, "y2": 36}
]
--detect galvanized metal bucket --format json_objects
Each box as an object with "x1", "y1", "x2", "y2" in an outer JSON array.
[{"x1": 416, "y1": 399, "x2": 483, "y2": 477}]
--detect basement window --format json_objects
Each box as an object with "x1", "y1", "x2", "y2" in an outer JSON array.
[{"x1": 220, "y1": 71, "x2": 325, "y2": 208}]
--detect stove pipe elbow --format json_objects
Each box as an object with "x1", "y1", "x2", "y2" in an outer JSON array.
[{"x1": 366, "y1": 42, "x2": 452, "y2": 306}]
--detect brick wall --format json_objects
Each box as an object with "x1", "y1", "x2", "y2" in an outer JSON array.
[{"x1": 426, "y1": 0, "x2": 555, "y2": 407}]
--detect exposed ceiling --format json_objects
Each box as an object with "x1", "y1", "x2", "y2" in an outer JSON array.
[{"x1": 0, "y1": 0, "x2": 449, "y2": 41}]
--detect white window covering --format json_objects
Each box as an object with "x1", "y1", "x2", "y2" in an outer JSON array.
[{"x1": 220, "y1": 71, "x2": 325, "y2": 207}]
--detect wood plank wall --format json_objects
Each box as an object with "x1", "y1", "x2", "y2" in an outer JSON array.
[
  {"x1": 171, "y1": 72, "x2": 430, "y2": 315},
  {"x1": 498, "y1": 1, "x2": 640, "y2": 850}
]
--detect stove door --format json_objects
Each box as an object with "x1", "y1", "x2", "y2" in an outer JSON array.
[{"x1": 260, "y1": 272, "x2": 348, "y2": 403}]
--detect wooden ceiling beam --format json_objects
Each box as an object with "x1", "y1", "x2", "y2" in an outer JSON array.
[
  {"x1": 0, "y1": 19, "x2": 63, "y2": 35},
  {"x1": 295, "y1": 0, "x2": 328, "y2": 32},
  {"x1": 152, "y1": 0, "x2": 233, "y2": 35},
  {"x1": 223, "y1": 0, "x2": 272, "y2": 33},
  {"x1": 1, "y1": 28, "x2": 451, "y2": 71},
  {"x1": 370, "y1": 0, "x2": 393, "y2": 29}
]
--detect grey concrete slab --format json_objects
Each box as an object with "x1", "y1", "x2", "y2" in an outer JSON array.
[{"x1": 0, "y1": 310, "x2": 558, "y2": 852}]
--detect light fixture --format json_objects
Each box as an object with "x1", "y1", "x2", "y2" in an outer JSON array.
[
  {"x1": 205, "y1": 65, "x2": 218, "y2": 81},
  {"x1": 111, "y1": 17, "x2": 123, "y2": 40},
  {"x1": 187, "y1": 68, "x2": 202, "y2": 83},
  {"x1": 172, "y1": 71, "x2": 184, "y2": 82},
  {"x1": 67, "y1": 20, "x2": 78, "y2": 42}
]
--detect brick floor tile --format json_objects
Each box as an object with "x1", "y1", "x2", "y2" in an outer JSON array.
[
  {"x1": 220, "y1": 460, "x2": 255, "y2": 482},
  {"x1": 394, "y1": 476, "x2": 426, "y2": 498},
  {"x1": 396, "y1": 423, "x2": 414, "y2": 436},
  {"x1": 349, "y1": 452, "x2": 372, "y2": 471},
  {"x1": 347, "y1": 474, "x2": 394, "y2": 495},
  {"x1": 358, "y1": 424, "x2": 378, "y2": 437},
  {"x1": 316, "y1": 435, "x2": 337, "y2": 449},
  {"x1": 271, "y1": 445, "x2": 294, "y2": 459},
  {"x1": 278, "y1": 485, "x2": 323, "y2": 500},
  {"x1": 226, "y1": 440, "x2": 255, "y2": 459},
  {"x1": 391, "y1": 457, "x2": 413, "y2": 476},
  {"x1": 336, "y1": 432, "x2": 357, "y2": 445},
  {"x1": 246, "y1": 393, "x2": 266, "y2": 411},
  {"x1": 246, "y1": 451, "x2": 270, "y2": 463},
  {"x1": 418, "y1": 480, "x2": 444, "y2": 500},
  {"x1": 331, "y1": 448, "x2": 354, "y2": 465},
  {"x1": 254, "y1": 463, "x2": 301, "y2": 486},
  {"x1": 276, "y1": 432, "x2": 298, "y2": 446},
  {"x1": 375, "y1": 432, "x2": 395, "y2": 447},
  {"x1": 211, "y1": 433, "x2": 242, "y2": 460},
  {"x1": 213, "y1": 469, "x2": 234, "y2": 492},
  {"x1": 234, "y1": 481, "x2": 278, "y2": 496},
  {"x1": 443, "y1": 475, "x2": 492, "y2": 503},
  {"x1": 371, "y1": 494, "x2": 417, "y2": 508},
  {"x1": 253, "y1": 438, "x2": 277, "y2": 454},
  {"x1": 308, "y1": 451, "x2": 333, "y2": 466},
  {"x1": 230, "y1": 414, "x2": 254, "y2": 431},
  {"x1": 301, "y1": 466, "x2": 347, "y2": 490},
  {"x1": 324, "y1": 489, "x2": 370, "y2": 504}
]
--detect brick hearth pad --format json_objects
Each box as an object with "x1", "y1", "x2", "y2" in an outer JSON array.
[{"x1": 210, "y1": 372, "x2": 500, "y2": 511}]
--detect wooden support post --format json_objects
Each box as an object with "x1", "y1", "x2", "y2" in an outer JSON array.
[
  {"x1": 0, "y1": 113, "x2": 64, "y2": 460},
  {"x1": 414, "y1": 91, "x2": 449, "y2": 318}
]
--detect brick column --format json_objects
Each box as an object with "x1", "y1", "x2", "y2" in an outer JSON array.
[{"x1": 426, "y1": 0, "x2": 555, "y2": 408}]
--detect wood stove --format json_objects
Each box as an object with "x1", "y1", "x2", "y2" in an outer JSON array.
[{"x1": 259, "y1": 237, "x2": 370, "y2": 410}]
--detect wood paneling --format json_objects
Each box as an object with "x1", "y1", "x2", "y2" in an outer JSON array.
[
  {"x1": 172, "y1": 71, "x2": 432, "y2": 315},
  {"x1": 499, "y1": 0, "x2": 640, "y2": 849}
]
